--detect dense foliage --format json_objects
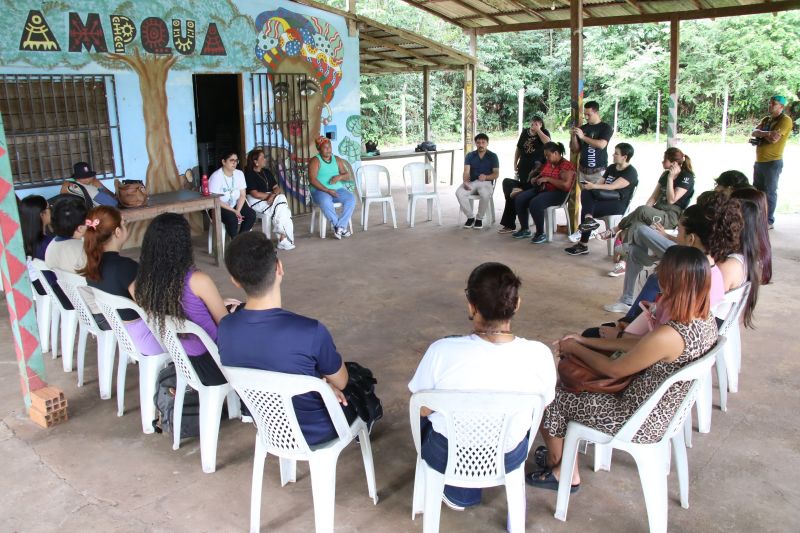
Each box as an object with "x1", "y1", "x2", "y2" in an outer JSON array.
[{"x1": 349, "y1": 0, "x2": 799, "y2": 143}]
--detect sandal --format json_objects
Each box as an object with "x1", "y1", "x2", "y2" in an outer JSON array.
[
  {"x1": 525, "y1": 469, "x2": 580, "y2": 493},
  {"x1": 596, "y1": 229, "x2": 615, "y2": 240}
]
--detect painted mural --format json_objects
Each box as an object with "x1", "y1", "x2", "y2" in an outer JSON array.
[{"x1": 0, "y1": 0, "x2": 360, "y2": 213}]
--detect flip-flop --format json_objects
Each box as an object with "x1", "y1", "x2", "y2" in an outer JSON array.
[
  {"x1": 533, "y1": 445, "x2": 549, "y2": 470},
  {"x1": 525, "y1": 469, "x2": 580, "y2": 493},
  {"x1": 595, "y1": 229, "x2": 615, "y2": 240}
]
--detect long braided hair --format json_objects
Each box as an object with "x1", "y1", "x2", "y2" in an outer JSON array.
[{"x1": 135, "y1": 213, "x2": 194, "y2": 334}]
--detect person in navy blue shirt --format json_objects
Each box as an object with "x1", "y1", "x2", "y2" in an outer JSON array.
[
  {"x1": 217, "y1": 231, "x2": 353, "y2": 445},
  {"x1": 457, "y1": 133, "x2": 499, "y2": 230}
]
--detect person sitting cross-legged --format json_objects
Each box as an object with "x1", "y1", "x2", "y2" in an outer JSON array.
[{"x1": 457, "y1": 133, "x2": 499, "y2": 230}]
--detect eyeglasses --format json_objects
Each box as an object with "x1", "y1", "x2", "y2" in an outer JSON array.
[{"x1": 227, "y1": 159, "x2": 239, "y2": 163}]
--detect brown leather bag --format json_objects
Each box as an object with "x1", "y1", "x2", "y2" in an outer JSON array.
[
  {"x1": 115, "y1": 179, "x2": 148, "y2": 208},
  {"x1": 557, "y1": 353, "x2": 634, "y2": 394}
]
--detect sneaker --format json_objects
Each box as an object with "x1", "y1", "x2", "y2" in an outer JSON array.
[
  {"x1": 564, "y1": 243, "x2": 589, "y2": 255},
  {"x1": 442, "y1": 494, "x2": 465, "y2": 512},
  {"x1": 277, "y1": 240, "x2": 295, "y2": 250},
  {"x1": 567, "y1": 230, "x2": 583, "y2": 243},
  {"x1": 603, "y1": 301, "x2": 632, "y2": 313},
  {"x1": 530, "y1": 233, "x2": 547, "y2": 244},
  {"x1": 332, "y1": 227, "x2": 342, "y2": 240},
  {"x1": 472, "y1": 219, "x2": 483, "y2": 229},
  {"x1": 511, "y1": 229, "x2": 532, "y2": 239},
  {"x1": 608, "y1": 261, "x2": 626, "y2": 277},
  {"x1": 463, "y1": 217, "x2": 475, "y2": 228},
  {"x1": 497, "y1": 226, "x2": 516, "y2": 234},
  {"x1": 341, "y1": 228, "x2": 353, "y2": 238},
  {"x1": 579, "y1": 217, "x2": 601, "y2": 232}
]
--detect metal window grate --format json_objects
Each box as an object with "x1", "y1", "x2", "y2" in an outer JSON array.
[
  {"x1": 250, "y1": 73, "x2": 312, "y2": 216},
  {"x1": 0, "y1": 74, "x2": 123, "y2": 189}
]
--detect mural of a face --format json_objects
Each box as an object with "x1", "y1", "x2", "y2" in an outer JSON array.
[{"x1": 271, "y1": 56, "x2": 325, "y2": 156}]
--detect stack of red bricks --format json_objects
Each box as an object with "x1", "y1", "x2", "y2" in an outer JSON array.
[{"x1": 29, "y1": 387, "x2": 68, "y2": 428}]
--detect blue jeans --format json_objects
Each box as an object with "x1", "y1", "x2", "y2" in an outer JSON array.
[
  {"x1": 311, "y1": 188, "x2": 356, "y2": 230},
  {"x1": 753, "y1": 159, "x2": 783, "y2": 224},
  {"x1": 420, "y1": 418, "x2": 529, "y2": 507},
  {"x1": 623, "y1": 273, "x2": 660, "y2": 323},
  {"x1": 514, "y1": 189, "x2": 568, "y2": 234}
]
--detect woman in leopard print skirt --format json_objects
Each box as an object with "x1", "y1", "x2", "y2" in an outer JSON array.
[{"x1": 528, "y1": 246, "x2": 719, "y2": 492}]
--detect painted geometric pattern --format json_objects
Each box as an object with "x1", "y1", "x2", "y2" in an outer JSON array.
[{"x1": 0, "y1": 114, "x2": 46, "y2": 409}]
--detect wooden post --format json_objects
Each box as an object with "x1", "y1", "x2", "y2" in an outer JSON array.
[
  {"x1": 518, "y1": 87, "x2": 525, "y2": 134},
  {"x1": 613, "y1": 96, "x2": 619, "y2": 135},
  {"x1": 656, "y1": 90, "x2": 661, "y2": 143},
  {"x1": 423, "y1": 66, "x2": 431, "y2": 141},
  {"x1": 668, "y1": 17, "x2": 680, "y2": 148},
  {"x1": 721, "y1": 85, "x2": 729, "y2": 144},
  {"x1": 0, "y1": 112, "x2": 47, "y2": 410},
  {"x1": 568, "y1": 0, "x2": 584, "y2": 232},
  {"x1": 463, "y1": 30, "x2": 478, "y2": 157},
  {"x1": 401, "y1": 82, "x2": 407, "y2": 145}
]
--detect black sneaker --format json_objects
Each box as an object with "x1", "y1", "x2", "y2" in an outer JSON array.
[
  {"x1": 463, "y1": 217, "x2": 475, "y2": 228},
  {"x1": 531, "y1": 233, "x2": 547, "y2": 244},
  {"x1": 472, "y1": 219, "x2": 483, "y2": 229},
  {"x1": 579, "y1": 217, "x2": 601, "y2": 232},
  {"x1": 565, "y1": 243, "x2": 589, "y2": 255}
]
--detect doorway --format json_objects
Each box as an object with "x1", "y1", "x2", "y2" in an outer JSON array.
[{"x1": 193, "y1": 74, "x2": 243, "y2": 176}]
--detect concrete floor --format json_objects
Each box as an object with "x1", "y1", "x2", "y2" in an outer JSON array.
[{"x1": 2, "y1": 184, "x2": 799, "y2": 533}]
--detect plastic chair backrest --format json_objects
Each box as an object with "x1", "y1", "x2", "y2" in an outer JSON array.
[
  {"x1": 613, "y1": 336, "x2": 726, "y2": 443},
  {"x1": 157, "y1": 315, "x2": 209, "y2": 390},
  {"x1": 403, "y1": 162, "x2": 437, "y2": 194},
  {"x1": 92, "y1": 288, "x2": 159, "y2": 360},
  {"x1": 30, "y1": 259, "x2": 60, "y2": 304},
  {"x1": 714, "y1": 282, "x2": 751, "y2": 334},
  {"x1": 409, "y1": 391, "x2": 545, "y2": 485},
  {"x1": 52, "y1": 268, "x2": 99, "y2": 331},
  {"x1": 358, "y1": 164, "x2": 389, "y2": 198},
  {"x1": 221, "y1": 365, "x2": 354, "y2": 457}
]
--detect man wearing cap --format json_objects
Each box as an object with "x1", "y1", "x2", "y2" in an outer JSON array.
[
  {"x1": 60, "y1": 162, "x2": 117, "y2": 208},
  {"x1": 308, "y1": 136, "x2": 356, "y2": 239},
  {"x1": 752, "y1": 95, "x2": 794, "y2": 227}
]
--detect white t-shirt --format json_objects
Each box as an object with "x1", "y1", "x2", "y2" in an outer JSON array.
[
  {"x1": 209, "y1": 168, "x2": 247, "y2": 208},
  {"x1": 408, "y1": 335, "x2": 557, "y2": 451}
]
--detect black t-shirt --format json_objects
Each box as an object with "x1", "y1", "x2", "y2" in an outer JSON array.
[
  {"x1": 244, "y1": 168, "x2": 278, "y2": 195},
  {"x1": 87, "y1": 252, "x2": 139, "y2": 321},
  {"x1": 603, "y1": 165, "x2": 639, "y2": 204},
  {"x1": 516, "y1": 127, "x2": 551, "y2": 178},
  {"x1": 579, "y1": 122, "x2": 613, "y2": 170},
  {"x1": 657, "y1": 170, "x2": 695, "y2": 210}
]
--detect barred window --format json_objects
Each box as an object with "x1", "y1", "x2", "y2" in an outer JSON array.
[{"x1": 0, "y1": 74, "x2": 124, "y2": 189}]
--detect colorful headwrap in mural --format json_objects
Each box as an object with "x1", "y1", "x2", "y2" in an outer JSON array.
[{"x1": 254, "y1": 8, "x2": 342, "y2": 103}]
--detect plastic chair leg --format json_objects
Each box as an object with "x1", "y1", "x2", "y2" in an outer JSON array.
[
  {"x1": 554, "y1": 430, "x2": 582, "y2": 521},
  {"x1": 725, "y1": 331, "x2": 741, "y2": 393},
  {"x1": 422, "y1": 464, "x2": 446, "y2": 533},
  {"x1": 76, "y1": 326, "x2": 88, "y2": 386},
  {"x1": 683, "y1": 413, "x2": 693, "y2": 448},
  {"x1": 411, "y1": 457, "x2": 425, "y2": 519},
  {"x1": 250, "y1": 436, "x2": 267, "y2": 533},
  {"x1": 435, "y1": 198, "x2": 442, "y2": 226},
  {"x1": 426, "y1": 198, "x2": 433, "y2": 221},
  {"x1": 139, "y1": 354, "x2": 169, "y2": 434},
  {"x1": 226, "y1": 388, "x2": 241, "y2": 419},
  {"x1": 716, "y1": 349, "x2": 729, "y2": 412},
  {"x1": 505, "y1": 466, "x2": 527, "y2": 533},
  {"x1": 310, "y1": 209, "x2": 317, "y2": 234},
  {"x1": 363, "y1": 199, "x2": 371, "y2": 231},
  {"x1": 382, "y1": 202, "x2": 387, "y2": 224},
  {"x1": 50, "y1": 306, "x2": 61, "y2": 358},
  {"x1": 696, "y1": 372, "x2": 712, "y2": 433},
  {"x1": 308, "y1": 456, "x2": 338, "y2": 533},
  {"x1": 672, "y1": 431, "x2": 690, "y2": 508},
  {"x1": 116, "y1": 350, "x2": 129, "y2": 417},
  {"x1": 357, "y1": 426, "x2": 379, "y2": 504},
  {"x1": 593, "y1": 443, "x2": 613, "y2": 472},
  {"x1": 631, "y1": 446, "x2": 669, "y2": 533},
  {"x1": 409, "y1": 199, "x2": 417, "y2": 228},
  {"x1": 61, "y1": 312, "x2": 78, "y2": 372},
  {"x1": 173, "y1": 376, "x2": 186, "y2": 451},
  {"x1": 279, "y1": 457, "x2": 297, "y2": 486},
  {"x1": 199, "y1": 385, "x2": 227, "y2": 473},
  {"x1": 389, "y1": 201, "x2": 398, "y2": 228},
  {"x1": 97, "y1": 332, "x2": 117, "y2": 400},
  {"x1": 36, "y1": 296, "x2": 51, "y2": 353}
]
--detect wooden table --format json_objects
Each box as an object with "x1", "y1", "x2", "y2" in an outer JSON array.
[
  {"x1": 361, "y1": 149, "x2": 457, "y2": 184},
  {"x1": 121, "y1": 190, "x2": 223, "y2": 265}
]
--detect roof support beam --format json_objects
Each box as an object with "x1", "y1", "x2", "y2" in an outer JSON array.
[{"x1": 359, "y1": 34, "x2": 446, "y2": 66}]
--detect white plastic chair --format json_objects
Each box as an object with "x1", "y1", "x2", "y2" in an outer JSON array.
[
  {"x1": 220, "y1": 366, "x2": 378, "y2": 533},
  {"x1": 409, "y1": 391, "x2": 546, "y2": 533},
  {"x1": 458, "y1": 180, "x2": 497, "y2": 226},
  {"x1": 600, "y1": 185, "x2": 638, "y2": 255},
  {"x1": 31, "y1": 259, "x2": 74, "y2": 362},
  {"x1": 355, "y1": 164, "x2": 398, "y2": 231},
  {"x1": 92, "y1": 288, "x2": 170, "y2": 434},
  {"x1": 157, "y1": 316, "x2": 242, "y2": 473},
  {"x1": 555, "y1": 338, "x2": 725, "y2": 533},
  {"x1": 544, "y1": 194, "x2": 572, "y2": 242},
  {"x1": 403, "y1": 162, "x2": 442, "y2": 228},
  {"x1": 28, "y1": 261, "x2": 53, "y2": 353},
  {"x1": 207, "y1": 217, "x2": 226, "y2": 256},
  {"x1": 53, "y1": 269, "x2": 118, "y2": 399},
  {"x1": 692, "y1": 282, "x2": 751, "y2": 435},
  {"x1": 255, "y1": 209, "x2": 273, "y2": 238}
]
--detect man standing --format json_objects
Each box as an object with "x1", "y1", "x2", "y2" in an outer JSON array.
[
  {"x1": 457, "y1": 133, "x2": 499, "y2": 230},
  {"x1": 752, "y1": 95, "x2": 794, "y2": 228},
  {"x1": 570, "y1": 101, "x2": 613, "y2": 186}
]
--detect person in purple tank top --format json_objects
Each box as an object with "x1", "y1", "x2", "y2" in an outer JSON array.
[{"x1": 133, "y1": 213, "x2": 241, "y2": 386}]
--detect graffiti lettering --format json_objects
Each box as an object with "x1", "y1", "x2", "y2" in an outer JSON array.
[
  {"x1": 19, "y1": 10, "x2": 61, "y2": 52},
  {"x1": 69, "y1": 13, "x2": 108, "y2": 53},
  {"x1": 172, "y1": 20, "x2": 196, "y2": 55},
  {"x1": 110, "y1": 15, "x2": 137, "y2": 54},
  {"x1": 140, "y1": 17, "x2": 172, "y2": 55}
]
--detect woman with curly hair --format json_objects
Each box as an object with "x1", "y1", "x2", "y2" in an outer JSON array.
[
  {"x1": 134, "y1": 213, "x2": 234, "y2": 385},
  {"x1": 79, "y1": 206, "x2": 162, "y2": 355}
]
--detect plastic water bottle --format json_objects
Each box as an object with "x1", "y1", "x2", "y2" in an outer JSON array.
[{"x1": 201, "y1": 174, "x2": 209, "y2": 196}]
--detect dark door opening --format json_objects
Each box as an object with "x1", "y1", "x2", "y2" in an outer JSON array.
[{"x1": 193, "y1": 74, "x2": 243, "y2": 176}]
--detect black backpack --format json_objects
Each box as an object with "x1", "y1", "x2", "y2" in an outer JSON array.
[
  {"x1": 153, "y1": 363, "x2": 201, "y2": 438},
  {"x1": 343, "y1": 362, "x2": 383, "y2": 428}
]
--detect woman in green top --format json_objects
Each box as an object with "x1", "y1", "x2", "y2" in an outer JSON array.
[{"x1": 308, "y1": 136, "x2": 356, "y2": 239}]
